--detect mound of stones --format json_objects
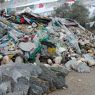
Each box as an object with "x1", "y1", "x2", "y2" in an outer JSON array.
[{"x1": 0, "y1": 63, "x2": 68, "y2": 95}]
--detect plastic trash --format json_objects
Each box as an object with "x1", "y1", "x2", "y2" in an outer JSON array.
[
  {"x1": 77, "y1": 63, "x2": 90, "y2": 73},
  {"x1": 18, "y1": 42, "x2": 36, "y2": 52}
]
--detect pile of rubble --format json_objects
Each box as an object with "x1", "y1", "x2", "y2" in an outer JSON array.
[{"x1": 0, "y1": 12, "x2": 95, "y2": 95}]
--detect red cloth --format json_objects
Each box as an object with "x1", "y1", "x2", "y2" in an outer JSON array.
[
  {"x1": 38, "y1": 3, "x2": 44, "y2": 8},
  {"x1": 20, "y1": 17, "x2": 25, "y2": 23}
]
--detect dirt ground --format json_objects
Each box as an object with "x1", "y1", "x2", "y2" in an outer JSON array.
[{"x1": 49, "y1": 67, "x2": 95, "y2": 95}]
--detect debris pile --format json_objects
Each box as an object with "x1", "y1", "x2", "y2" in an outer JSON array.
[{"x1": 0, "y1": 12, "x2": 95, "y2": 94}]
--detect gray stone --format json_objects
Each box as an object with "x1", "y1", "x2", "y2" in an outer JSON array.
[
  {"x1": 14, "y1": 64, "x2": 42, "y2": 76},
  {"x1": 53, "y1": 76, "x2": 67, "y2": 89},
  {"x1": 77, "y1": 63, "x2": 90, "y2": 73},
  {"x1": 17, "y1": 77, "x2": 29, "y2": 85},
  {"x1": 26, "y1": 64, "x2": 42, "y2": 76},
  {"x1": 65, "y1": 59, "x2": 78, "y2": 71},
  {"x1": 39, "y1": 64, "x2": 67, "y2": 90},
  {"x1": 65, "y1": 59, "x2": 90, "y2": 73},
  {"x1": 0, "y1": 81, "x2": 12, "y2": 94},
  {"x1": 0, "y1": 89, "x2": 6, "y2": 95},
  {"x1": 28, "y1": 84, "x2": 43, "y2": 95},
  {"x1": 0, "y1": 63, "x2": 42, "y2": 78},
  {"x1": 14, "y1": 83, "x2": 29, "y2": 94},
  {"x1": 50, "y1": 66, "x2": 68, "y2": 89},
  {"x1": 7, "y1": 91, "x2": 24, "y2": 95},
  {"x1": 50, "y1": 66, "x2": 69, "y2": 77},
  {"x1": 38, "y1": 65, "x2": 56, "y2": 91},
  {"x1": 83, "y1": 54, "x2": 95, "y2": 66},
  {"x1": 9, "y1": 69, "x2": 30, "y2": 83},
  {"x1": 15, "y1": 56, "x2": 23, "y2": 64},
  {"x1": 1, "y1": 75, "x2": 13, "y2": 83},
  {"x1": 29, "y1": 77, "x2": 49, "y2": 94},
  {"x1": 1, "y1": 75, "x2": 15, "y2": 92}
]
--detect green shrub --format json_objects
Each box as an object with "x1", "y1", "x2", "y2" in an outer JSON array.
[{"x1": 54, "y1": 3, "x2": 89, "y2": 26}]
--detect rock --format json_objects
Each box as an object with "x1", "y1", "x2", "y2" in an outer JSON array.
[
  {"x1": 44, "y1": 64, "x2": 51, "y2": 68},
  {"x1": 50, "y1": 66, "x2": 69, "y2": 77},
  {"x1": 54, "y1": 56, "x2": 62, "y2": 64},
  {"x1": 15, "y1": 56, "x2": 23, "y2": 63},
  {"x1": 39, "y1": 64, "x2": 67, "y2": 90},
  {"x1": 83, "y1": 54, "x2": 95, "y2": 66},
  {"x1": 78, "y1": 79, "x2": 82, "y2": 82},
  {"x1": 53, "y1": 75, "x2": 67, "y2": 89},
  {"x1": 62, "y1": 86, "x2": 67, "y2": 90},
  {"x1": 77, "y1": 63, "x2": 90, "y2": 73},
  {"x1": 29, "y1": 76, "x2": 49, "y2": 94},
  {"x1": 13, "y1": 83, "x2": 29, "y2": 94},
  {"x1": 21, "y1": 64, "x2": 42, "y2": 76},
  {"x1": 18, "y1": 42, "x2": 35, "y2": 52},
  {"x1": 28, "y1": 84, "x2": 43, "y2": 95},
  {"x1": 50, "y1": 66, "x2": 68, "y2": 89},
  {"x1": 1, "y1": 75, "x2": 15, "y2": 92},
  {"x1": 17, "y1": 77, "x2": 29, "y2": 85},
  {"x1": 0, "y1": 81, "x2": 12, "y2": 94},
  {"x1": 51, "y1": 64, "x2": 62, "y2": 67},
  {"x1": 0, "y1": 89, "x2": 6, "y2": 95},
  {"x1": 38, "y1": 65, "x2": 56, "y2": 91},
  {"x1": 10, "y1": 69, "x2": 30, "y2": 83},
  {"x1": 65, "y1": 59, "x2": 78, "y2": 71},
  {"x1": 0, "y1": 63, "x2": 42, "y2": 82},
  {"x1": 87, "y1": 49, "x2": 93, "y2": 53},
  {"x1": 7, "y1": 91, "x2": 24, "y2": 95},
  {"x1": 65, "y1": 59, "x2": 90, "y2": 73},
  {"x1": 0, "y1": 59, "x2": 67, "y2": 94},
  {"x1": 1, "y1": 55, "x2": 10, "y2": 65},
  {"x1": 47, "y1": 59, "x2": 53, "y2": 65}
]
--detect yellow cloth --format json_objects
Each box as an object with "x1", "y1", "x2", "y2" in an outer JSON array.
[
  {"x1": 8, "y1": 54, "x2": 14, "y2": 59},
  {"x1": 48, "y1": 47, "x2": 56, "y2": 54}
]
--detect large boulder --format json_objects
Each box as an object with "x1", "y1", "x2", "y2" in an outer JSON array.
[
  {"x1": 50, "y1": 66, "x2": 68, "y2": 89},
  {"x1": 27, "y1": 84, "x2": 43, "y2": 95},
  {"x1": 0, "y1": 89, "x2": 6, "y2": 95},
  {"x1": 38, "y1": 64, "x2": 67, "y2": 90},
  {"x1": 38, "y1": 65, "x2": 57, "y2": 91},
  {"x1": 0, "y1": 81, "x2": 12, "y2": 94},
  {"x1": 0, "y1": 75, "x2": 15, "y2": 92},
  {"x1": 29, "y1": 76, "x2": 49, "y2": 94},
  {"x1": 13, "y1": 83, "x2": 29, "y2": 94}
]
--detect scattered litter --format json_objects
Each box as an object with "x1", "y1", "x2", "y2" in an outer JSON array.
[
  {"x1": 0, "y1": 12, "x2": 94, "y2": 95},
  {"x1": 83, "y1": 54, "x2": 95, "y2": 66}
]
